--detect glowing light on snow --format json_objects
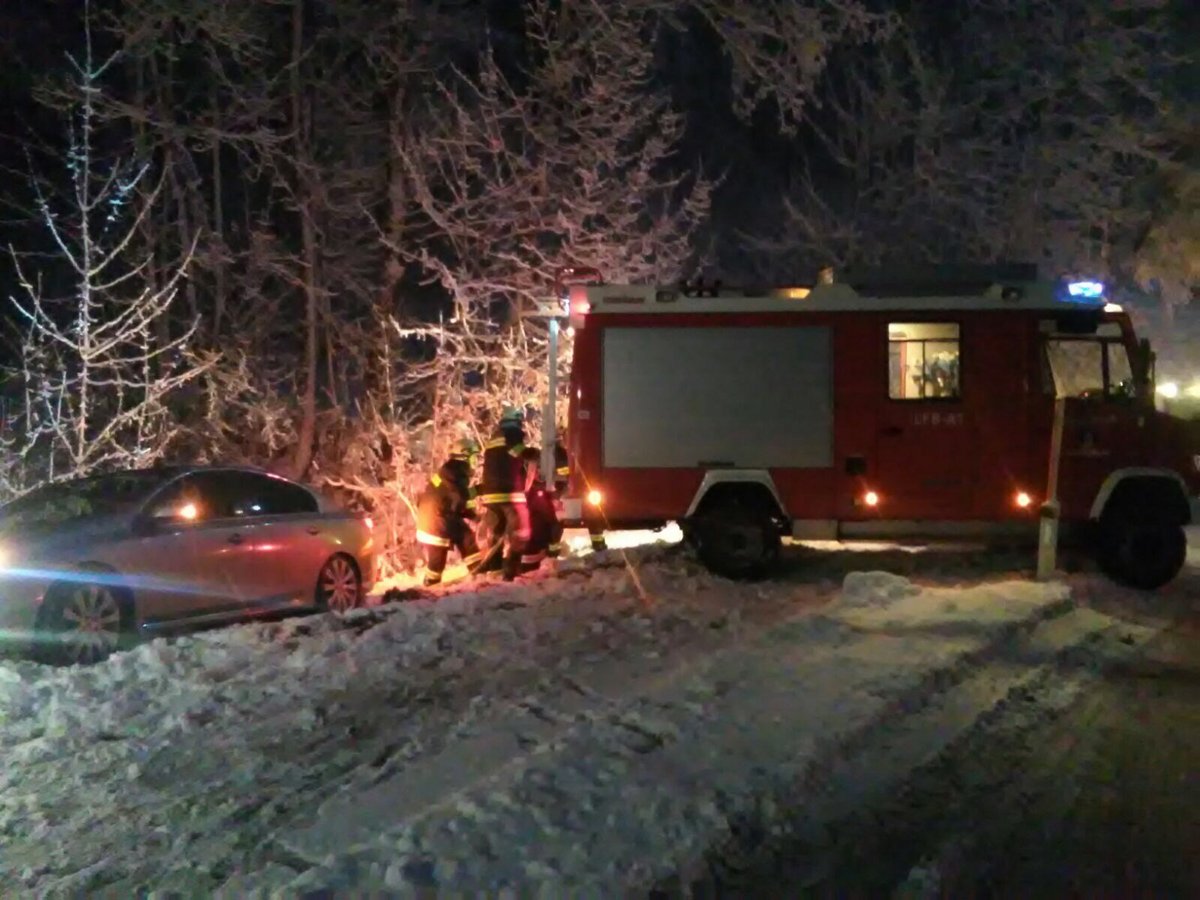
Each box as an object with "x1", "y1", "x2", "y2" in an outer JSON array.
[
  {"x1": 1067, "y1": 280, "x2": 1104, "y2": 299},
  {"x1": 1157, "y1": 382, "x2": 1180, "y2": 399}
]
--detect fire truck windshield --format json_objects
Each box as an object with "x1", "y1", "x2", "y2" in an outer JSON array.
[{"x1": 1045, "y1": 330, "x2": 1135, "y2": 400}]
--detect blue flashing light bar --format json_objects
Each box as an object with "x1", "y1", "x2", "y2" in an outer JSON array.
[{"x1": 1067, "y1": 280, "x2": 1104, "y2": 299}]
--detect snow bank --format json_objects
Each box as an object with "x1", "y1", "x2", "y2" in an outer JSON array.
[
  {"x1": 264, "y1": 578, "x2": 1083, "y2": 894},
  {"x1": 0, "y1": 542, "x2": 1177, "y2": 896}
]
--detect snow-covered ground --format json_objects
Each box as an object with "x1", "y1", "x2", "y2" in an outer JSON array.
[{"x1": 0, "y1": 533, "x2": 1195, "y2": 896}]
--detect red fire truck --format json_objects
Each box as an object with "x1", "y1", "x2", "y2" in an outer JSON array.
[{"x1": 558, "y1": 273, "x2": 1200, "y2": 588}]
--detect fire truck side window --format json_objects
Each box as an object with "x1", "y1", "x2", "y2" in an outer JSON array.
[
  {"x1": 888, "y1": 322, "x2": 961, "y2": 400},
  {"x1": 1044, "y1": 339, "x2": 1134, "y2": 399}
]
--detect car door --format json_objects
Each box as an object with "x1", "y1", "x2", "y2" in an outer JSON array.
[
  {"x1": 140, "y1": 470, "x2": 276, "y2": 617},
  {"x1": 220, "y1": 471, "x2": 326, "y2": 607}
]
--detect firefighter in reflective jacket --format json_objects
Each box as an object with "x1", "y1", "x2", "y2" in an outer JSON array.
[
  {"x1": 478, "y1": 406, "x2": 530, "y2": 580},
  {"x1": 520, "y1": 447, "x2": 564, "y2": 572},
  {"x1": 416, "y1": 438, "x2": 482, "y2": 586}
]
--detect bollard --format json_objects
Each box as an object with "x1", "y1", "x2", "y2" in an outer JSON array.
[{"x1": 1036, "y1": 499, "x2": 1060, "y2": 581}]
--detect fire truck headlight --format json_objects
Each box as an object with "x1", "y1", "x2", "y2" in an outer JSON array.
[
  {"x1": 1185, "y1": 381, "x2": 1200, "y2": 399},
  {"x1": 863, "y1": 490, "x2": 880, "y2": 508},
  {"x1": 1158, "y1": 382, "x2": 1180, "y2": 399},
  {"x1": 586, "y1": 489, "x2": 603, "y2": 507},
  {"x1": 1015, "y1": 491, "x2": 1033, "y2": 509}
]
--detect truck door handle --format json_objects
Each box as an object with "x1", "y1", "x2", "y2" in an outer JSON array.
[
  {"x1": 228, "y1": 533, "x2": 245, "y2": 546},
  {"x1": 882, "y1": 425, "x2": 904, "y2": 437}
]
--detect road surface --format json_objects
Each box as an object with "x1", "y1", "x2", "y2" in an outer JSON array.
[{"x1": 701, "y1": 594, "x2": 1200, "y2": 897}]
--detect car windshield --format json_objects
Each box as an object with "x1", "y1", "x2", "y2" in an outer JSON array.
[{"x1": 0, "y1": 470, "x2": 172, "y2": 534}]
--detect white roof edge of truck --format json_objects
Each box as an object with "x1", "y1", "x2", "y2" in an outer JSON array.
[{"x1": 583, "y1": 280, "x2": 1114, "y2": 316}]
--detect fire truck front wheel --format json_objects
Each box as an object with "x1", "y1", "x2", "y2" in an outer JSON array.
[
  {"x1": 690, "y1": 503, "x2": 782, "y2": 580},
  {"x1": 1096, "y1": 517, "x2": 1187, "y2": 591}
]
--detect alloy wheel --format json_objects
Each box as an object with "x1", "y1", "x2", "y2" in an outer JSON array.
[
  {"x1": 58, "y1": 584, "x2": 123, "y2": 665},
  {"x1": 320, "y1": 556, "x2": 361, "y2": 612}
]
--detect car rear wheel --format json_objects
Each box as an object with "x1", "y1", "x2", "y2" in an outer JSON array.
[
  {"x1": 316, "y1": 554, "x2": 363, "y2": 612},
  {"x1": 34, "y1": 581, "x2": 134, "y2": 666}
]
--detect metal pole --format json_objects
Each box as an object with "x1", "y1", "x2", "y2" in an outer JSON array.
[
  {"x1": 1036, "y1": 397, "x2": 1066, "y2": 581},
  {"x1": 542, "y1": 315, "x2": 558, "y2": 484}
]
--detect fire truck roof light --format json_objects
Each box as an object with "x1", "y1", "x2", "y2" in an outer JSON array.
[
  {"x1": 1067, "y1": 280, "x2": 1104, "y2": 299},
  {"x1": 1103, "y1": 303, "x2": 1123, "y2": 313}
]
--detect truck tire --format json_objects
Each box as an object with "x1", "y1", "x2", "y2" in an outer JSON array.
[
  {"x1": 1096, "y1": 516, "x2": 1186, "y2": 591},
  {"x1": 692, "y1": 500, "x2": 781, "y2": 580}
]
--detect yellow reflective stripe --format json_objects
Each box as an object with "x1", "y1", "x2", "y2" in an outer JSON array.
[
  {"x1": 462, "y1": 552, "x2": 483, "y2": 565},
  {"x1": 416, "y1": 530, "x2": 451, "y2": 547},
  {"x1": 508, "y1": 442, "x2": 526, "y2": 458},
  {"x1": 430, "y1": 473, "x2": 443, "y2": 487},
  {"x1": 485, "y1": 437, "x2": 506, "y2": 449},
  {"x1": 555, "y1": 466, "x2": 570, "y2": 476},
  {"x1": 479, "y1": 492, "x2": 527, "y2": 504},
  {"x1": 521, "y1": 551, "x2": 546, "y2": 565},
  {"x1": 468, "y1": 486, "x2": 478, "y2": 500}
]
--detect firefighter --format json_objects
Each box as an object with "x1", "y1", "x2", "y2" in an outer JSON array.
[
  {"x1": 415, "y1": 437, "x2": 483, "y2": 586},
  {"x1": 519, "y1": 447, "x2": 563, "y2": 573},
  {"x1": 478, "y1": 406, "x2": 530, "y2": 580}
]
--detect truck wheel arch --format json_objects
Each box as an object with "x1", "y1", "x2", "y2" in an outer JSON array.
[
  {"x1": 1090, "y1": 468, "x2": 1192, "y2": 525},
  {"x1": 685, "y1": 470, "x2": 788, "y2": 523}
]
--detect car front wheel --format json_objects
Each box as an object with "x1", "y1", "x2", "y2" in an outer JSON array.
[
  {"x1": 316, "y1": 554, "x2": 363, "y2": 612},
  {"x1": 34, "y1": 580, "x2": 134, "y2": 666}
]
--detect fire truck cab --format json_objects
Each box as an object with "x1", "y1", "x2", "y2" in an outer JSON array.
[{"x1": 560, "y1": 274, "x2": 1200, "y2": 588}]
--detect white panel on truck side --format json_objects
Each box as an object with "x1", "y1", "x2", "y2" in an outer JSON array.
[{"x1": 602, "y1": 326, "x2": 834, "y2": 468}]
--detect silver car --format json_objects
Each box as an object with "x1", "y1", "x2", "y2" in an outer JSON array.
[{"x1": 0, "y1": 466, "x2": 376, "y2": 665}]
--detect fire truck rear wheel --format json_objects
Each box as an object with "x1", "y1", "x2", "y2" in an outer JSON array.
[
  {"x1": 1096, "y1": 517, "x2": 1186, "y2": 591},
  {"x1": 692, "y1": 505, "x2": 782, "y2": 581}
]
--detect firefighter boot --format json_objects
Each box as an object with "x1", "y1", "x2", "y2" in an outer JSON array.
[
  {"x1": 502, "y1": 550, "x2": 521, "y2": 581},
  {"x1": 423, "y1": 545, "x2": 448, "y2": 587}
]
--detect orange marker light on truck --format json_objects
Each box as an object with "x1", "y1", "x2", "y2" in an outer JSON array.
[
  {"x1": 863, "y1": 491, "x2": 880, "y2": 507},
  {"x1": 1015, "y1": 491, "x2": 1033, "y2": 509},
  {"x1": 586, "y1": 489, "x2": 603, "y2": 507}
]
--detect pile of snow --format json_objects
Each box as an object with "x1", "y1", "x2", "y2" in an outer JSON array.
[{"x1": 0, "y1": 543, "x2": 1176, "y2": 896}]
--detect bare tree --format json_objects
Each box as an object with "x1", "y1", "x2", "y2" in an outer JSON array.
[
  {"x1": 744, "y1": 0, "x2": 1184, "y2": 284},
  {"x1": 2, "y1": 4, "x2": 209, "y2": 491},
  {"x1": 393, "y1": 0, "x2": 711, "y2": 440}
]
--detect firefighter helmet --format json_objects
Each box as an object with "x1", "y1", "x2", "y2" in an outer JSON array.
[
  {"x1": 499, "y1": 405, "x2": 524, "y2": 427},
  {"x1": 455, "y1": 437, "x2": 481, "y2": 461}
]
